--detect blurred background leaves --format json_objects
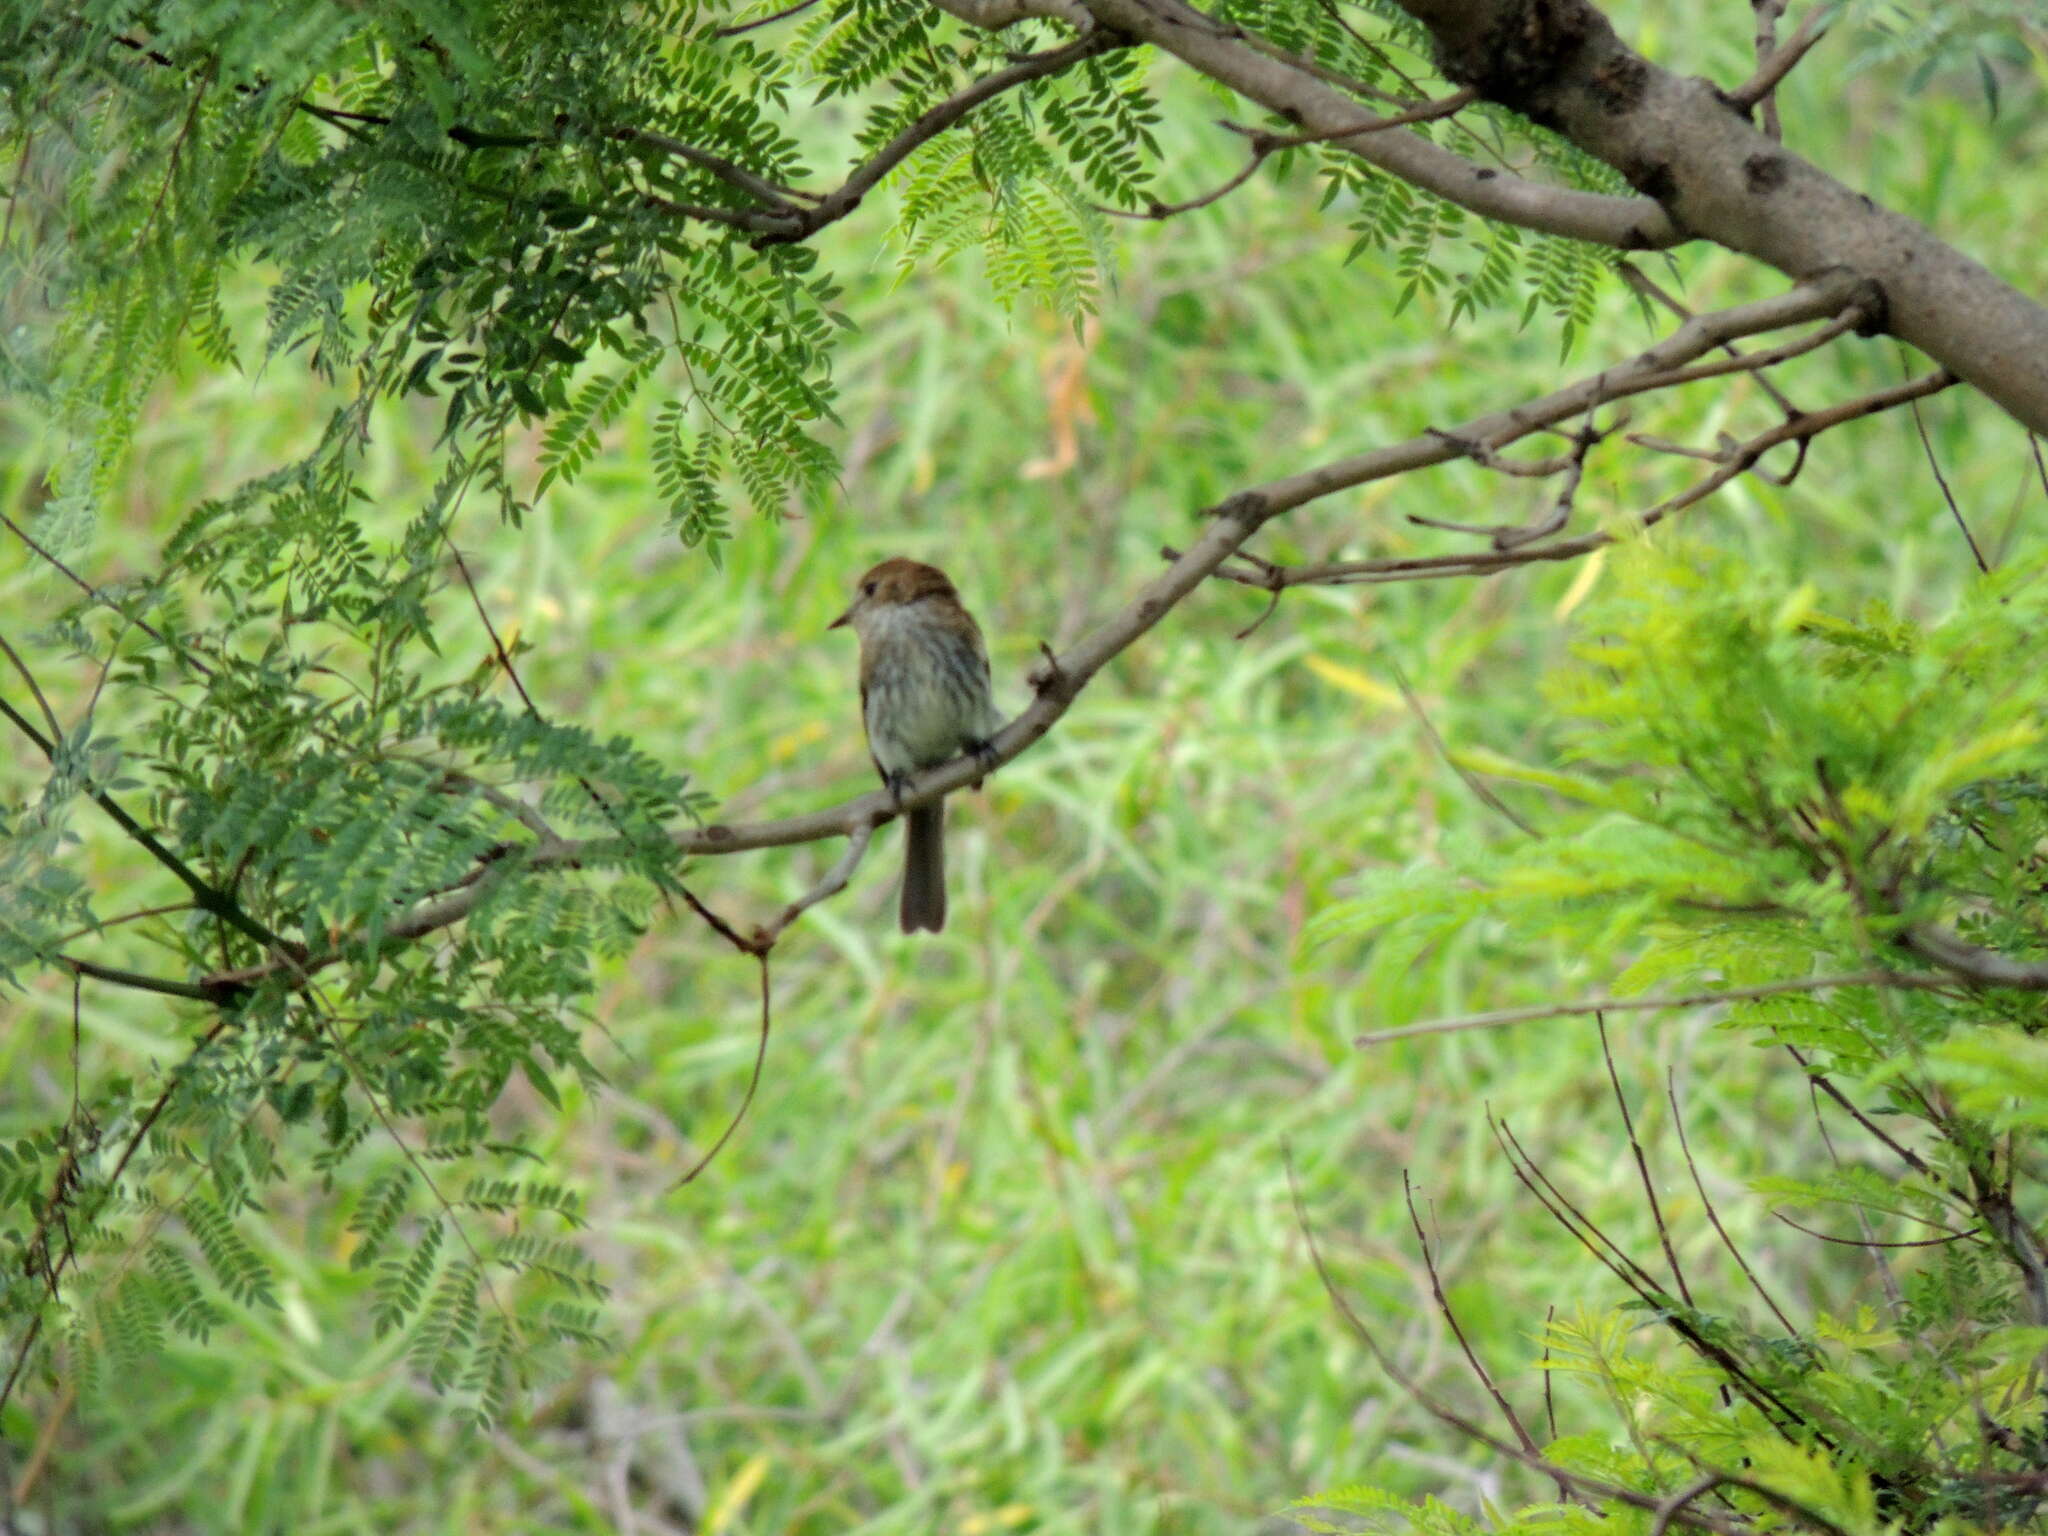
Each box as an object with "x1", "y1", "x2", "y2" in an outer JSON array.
[{"x1": 1, "y1": 2, "x2": 2045, "y2": 1531}]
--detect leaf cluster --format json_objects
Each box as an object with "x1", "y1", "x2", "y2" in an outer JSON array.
[{"x1": 1301, "y1": 547, "x2": 2048, "y2": 1536}]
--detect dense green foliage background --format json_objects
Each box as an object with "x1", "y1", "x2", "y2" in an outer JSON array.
[{"x1": 2, "y1": 2, "x2": 2046, "y2": 1531}]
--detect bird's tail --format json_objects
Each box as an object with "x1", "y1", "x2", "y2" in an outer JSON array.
[{"x1": 900, "y1": 801, "x2": 946, "y2": 933}]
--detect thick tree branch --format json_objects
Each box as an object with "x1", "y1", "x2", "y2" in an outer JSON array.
[
  {"x1": 1381, "y1": 0, "x2": 2048, "y2": 434},
  {"x1": 1069, "y1": 0, "x2": 1678, "y2": 246}
]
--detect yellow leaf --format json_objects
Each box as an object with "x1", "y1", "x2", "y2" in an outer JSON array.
[
  {"x1": 959, "y1": 1504, "x2": 1035, "y2": 1534},
  {"x1": 770, "y1": 719, "x2": 828, "y2": 763},
  {"x1": 703, "y1": 1453, "x2": 770, "y2": 1535},
  {"x1": 1553, "y1": 547, "x2": 1605, "y2": 621},
  {"x1": 1302, "y1": 654, "x2": 1401, "y2": 710}
]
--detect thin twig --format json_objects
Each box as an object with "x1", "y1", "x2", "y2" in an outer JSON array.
[
  {"x1": 711, "y1": 0, "x2": 824, "y2": 36},
  {"x1": 1668, "y1": 1073, "x2": 1798, "y2": 1333},
  {"x1": 754, "y1": 818, "x2": 879, "y2": 949},
  {"x1": 1598, "y1": 1014, "x2": 1694, "y2": 1306},
  {"x1": 0, "y1": 631, "x2": 62, "y2": 742},
  {"x1": 1492, "y1": 1113, "x2": 1820, "y2": 1442},
  {"x1": 0, "y1": 688, "x2": 286, "y2": 952},
  {"x1": 1409, "y1": 411, "x2": 1616, "y2": 550},
  {"x1": 753, "y1": 33, "x2": 1125, "y2": 247},
  {"x1": 1101, "y1": 91, "x2": 1474, "y2": 220},
  {"x1": 1287, "y1": 1157, "x2": 1665, "y2": 1523},
  {"x1": 1246, "y1": 369, "x2": 1956, "y2": 591},
  {"x1": 1356, "y1": 970, "x2": 1952, "y2": 1046},
  {"x1": 1905, "y1": 372, "x2": 1989, "y2": 572},
  {"x1": 1403, "y1": 1172, "x2": 1557, "y2": 1480},
  {"x1": 674, "y1": 956, "x2": 773, "y2": 1186},
  {"x1": 1387, "y1": 655, "x2": 1537, "y2": 836},
  {"x1": 1783, "y1": 1045, "x2": 1946, "y2": 1187},
  {"x1": 1653, "y1": 1475, "x2": 1733, "y2": 1536},
  {"x1": 0, "y1": 509, "x2": 210, "y2": 675},
  {"x1": 1746, "y1": 1, "x2": 1789, "y2": 139},
  {"x1": 1904, "y1": 922, "x2": 2048, "y2": 990},
  {"x1": 610, "y1": 127, "x2": 807, "y2": 209},
  {"x1": 1617, "y1": 261, "x2": 1805, "y2": 421},
  {"x1": 1771, "y1": 1210, "x2": 1980, "y2": 1248},
  {"x1": 50, "y1": 953, "x2": 236, "y2": 1004},
  {"x1": 1730, "y1": 5, "x2": 1833, "y2": 116}
]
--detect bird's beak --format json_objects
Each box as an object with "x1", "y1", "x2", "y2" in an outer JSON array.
[{"x1": 827, "y1": 604, "x2": 853, "y2": 632}]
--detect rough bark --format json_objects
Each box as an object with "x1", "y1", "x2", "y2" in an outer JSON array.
[
  {"x1": 1078, "y1": 0, "x2": 1678, "y2": 247},
  {"x1": 1065, "y1": 0, "x2": 2048, "y2": 435},
  {"x1": 1387, "y1": 0, "x2": 2048, "y2": 435}
]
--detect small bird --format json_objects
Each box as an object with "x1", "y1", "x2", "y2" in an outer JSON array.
[{"x1": 830, "y1": 558, "x2": 1002, "y2": 933}]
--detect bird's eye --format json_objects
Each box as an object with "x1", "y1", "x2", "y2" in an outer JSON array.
[{"x1": 863, "y1": 581, "x2": 878, "y2": 596}]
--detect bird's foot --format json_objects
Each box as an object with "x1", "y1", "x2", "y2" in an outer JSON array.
[{"x1": 965, "y1": 737, "x2": 998, "y2": 790}]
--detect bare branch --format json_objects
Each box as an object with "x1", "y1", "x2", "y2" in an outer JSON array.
[
  {"x1": 1618, "y1": 262, "x2": 1806, "y2": 422},
  {"x1": 1240, "y1": 366, "x2": 1955, "y2": 590},
  {"x1": 1248, "y1": 273, "x2": 1864, "y2": 518},
  {"x1": 1906, "y1": 383, "x2": 1989, "y2": 574},
  {"x1": 1597, "y1": 1014, "x2": 1694, "y2": 1305},
  {"x1": 753, "y1": 817, "x2": 880, "y2": 949},
  {"x1": 674, "y1": 957, "x2": 773, "y2": 1185},
  {"x1": 1743, "y1": 1, "x2": 1788, "y2": 140},
  {"x1": 1408, "y1": 413, "x2": 1615, "y2": 549},
  {"x1": 1730, "y1": 4, "x2": 1833, "y2": 124},
  {"x1": 432, "y1": 770, "x2": 562, "y2": 845},
  {"x1": 1653, "y1": 1475, "x2": 1736, "y2": 1536},
  {"x1": 50, "y1": 954, "x2": 239, "y2": 1005},
  {"x1": 1668, "y1": 1073, "x2": 1799, "y2": 1334},
  {"x1": 1076, "y1": 0, "x2": 1677, "y2": 247},
  {"x1": 1402, "y1": 1172, "x2": 1556, "y2": 1475},
  {"x1": 1771, "y1": 1210, "x2": 1980, "y2": 1249},
  {"x1": 1417, "y1": 427, "x2": 1580, "y2": 480},
  {"x1": 1387, "y1": 655, "x2": 1538, "y2": 835},
  {"x1": 1356, "y1": 970, "x2": 1955, "y2": 1047}
]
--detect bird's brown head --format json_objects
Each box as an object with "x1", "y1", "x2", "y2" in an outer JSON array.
[{"x1": 829, "y1": 557, "x2": 960, "y2": 634}]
